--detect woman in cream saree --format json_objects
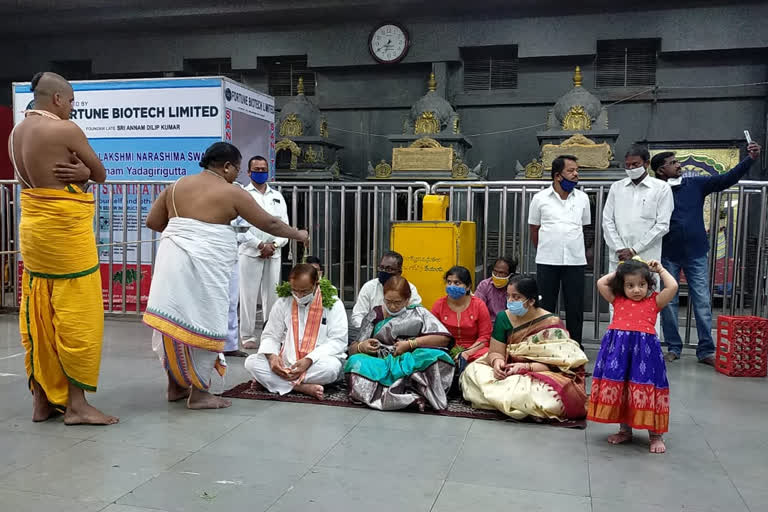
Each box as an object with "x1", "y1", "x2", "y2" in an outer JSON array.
[{"x1": 460, "y1": 276, "x2": 588, "y2": 421}]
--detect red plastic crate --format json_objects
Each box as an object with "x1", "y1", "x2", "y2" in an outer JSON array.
[{"x1": 715, "y1": 315, "x2": 768, "y2": 377}]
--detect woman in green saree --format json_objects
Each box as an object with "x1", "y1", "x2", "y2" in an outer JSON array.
[
  {"x1": 460, "y1": 276, "x2": 589, "y2": 421},
  {"x1": 345, "y1": 275, "x2": 454, "y2": 411}
]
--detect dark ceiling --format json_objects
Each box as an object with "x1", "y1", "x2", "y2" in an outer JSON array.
[{"x1": 0, "y1": 0, "x2": 761, "y2": 37}]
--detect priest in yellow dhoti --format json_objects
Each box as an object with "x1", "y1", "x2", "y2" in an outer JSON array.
[{"x1": 9, "y1": 71, "x2": 117, "y2": 425}]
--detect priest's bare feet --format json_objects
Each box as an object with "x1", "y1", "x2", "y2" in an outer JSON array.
[
  {"x1": 167, "y1": 377, "x2": 191, "y2": 402},
  {"x1": 31, "y1": 381, "x2": 57, "y2": 422},
  {"x1": 294, "y1": 383, "x2": 324, "y2": 400},
  {"x1": 63, "y1": 383, "x2": 119, "y2": 425},
  {"x1": 187, "y1": 388, "x2": 232, "y2": 409},
  {"x1": 649, "y1": 434, "x2": 666, "y2": 454},
  {"x1": 243, "y1": 340, "x2": 259, "y2": 350},
  {"x1": 64, "y1": 403, "x2": 119, "y2": 425},
  {"x1": 607, "y1": 429, "x2": 633, "y2": 445}
]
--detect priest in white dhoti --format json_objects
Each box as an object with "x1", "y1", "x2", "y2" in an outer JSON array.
[{"x1": 244, "y1": 264, "x2": 347, "y2": 400}]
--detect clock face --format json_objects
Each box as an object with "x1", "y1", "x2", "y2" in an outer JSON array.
[{"x1": 369, "y1": 23, "x2": 409, "y2": 64}]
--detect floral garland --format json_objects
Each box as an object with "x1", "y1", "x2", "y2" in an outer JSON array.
[{"x1": 275, "y1": 278, "x2": 338, "y2": 309}]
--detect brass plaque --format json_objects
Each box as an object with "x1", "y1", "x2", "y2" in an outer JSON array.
[
  {"x1": 392, "y1": 147, "x2": 453, "y2": 171},
  {"x1": 541, "y1": 134, "x2": 612, "y2": 170}
]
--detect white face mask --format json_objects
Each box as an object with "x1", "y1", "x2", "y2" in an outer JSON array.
[
  {"x1": 292, "y1": 291, "x2": 314, "y2": 306},
  {"x1": 667, "y1": 177, "x2": 683, "y2": 187},
  {"x1": 625, "y1": 166, "x2": 646, "y2": 180},
  {"x1": 383, "y1": 303, "x2": 406, "y2": 316}
]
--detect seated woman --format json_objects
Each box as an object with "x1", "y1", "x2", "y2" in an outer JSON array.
[
  {"x1": 473, "y1": 256, "x2": 518, "y2": 323},
  {"x1": 345, "y1": 275, "x2": 454, "y2": 411},
  {"x1": 431, "y1": 266, "x2": 492, "y2": 373},
  {"x1": 244, "y1": 264, "x2": 348, "y2": 400},
  {"x1": 460, "y1": 275, "x2": 588, "y2": 421}
]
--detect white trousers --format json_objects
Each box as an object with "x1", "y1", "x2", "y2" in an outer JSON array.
[
  {"x1": 224, "y1": 263, "x2": 239, "y2": 352},
  {"x1": 238, "y1": 254, "x2": 281, "y2": 342},
  {"x1": 244, "y1": 353, "x2": 343, "y2": 395},
  {"x1": 607, "y1": 260, "x2": 662, "y2": 336}
]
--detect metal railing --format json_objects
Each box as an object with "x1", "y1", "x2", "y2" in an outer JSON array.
[
  {"x1": 0, "y1": 180, "x2": 430, "y2": 312},
  {"x1": 431, "y1": 180, "x2": 768, "y2": 345},
  {"x1": 2, "y1": 178, "x2": 766, "y2": 346}
]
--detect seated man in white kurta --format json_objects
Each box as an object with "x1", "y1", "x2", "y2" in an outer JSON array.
[{"x1": 244, "y1": 263, "x2": 347, "y2": 400}]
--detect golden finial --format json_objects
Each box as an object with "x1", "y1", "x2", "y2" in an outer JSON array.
[
  {"x1": 573, "y1": 66, "x2": 583, "y2": 87},
  {"x1": 428, "y1": 72, "x2": 437, "y2": 92},
  {"x1": 296, "y1": 76, "x2": 305, "y2": 95}
]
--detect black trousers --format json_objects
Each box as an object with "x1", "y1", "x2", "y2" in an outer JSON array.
[{"x1": 536, "y1": 264, "x2": 585, "y2": 346}]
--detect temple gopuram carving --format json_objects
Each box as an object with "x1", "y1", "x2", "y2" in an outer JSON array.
[
  {"x1": 369, "y1": 72, "x2": 486, "y2": 181},
  {"x1": 275, "y1": 77, "x2": 344, "y2": 180},
  {"x1": 519, "y1": 66, "x2": 623, "y2": 180}
]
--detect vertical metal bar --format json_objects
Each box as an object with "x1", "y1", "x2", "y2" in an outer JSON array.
[
  {"x1": 511, "y1": 192, "x2": 518, "y2": 261},
  {"x1": 150, "y1": 185, "x2": 158, "y2": 286},
  {"x1": 135, "y1": 183, "x2": 143, "y2": 314},
  {"x1": 108, "y1": 186, "x2": 114, "y2": 314},
  {"x1": 448, "y1": 186, "x2": 455, "y2": 222},
  {"x1": 752, "y1": 186, "x2": 767, "y2": 316},
  {"x1": 324, "y1": 185, "x2": 331, "y2": 282},
  {"x1": 121, "y1": 186, "x2": 128, "y2": 314},
  {"x1": 708, "y1": 191, "x2": 722, "y2": 320},
  {"x1": 339, "y1": 186, "x2": 346, "y2": 302},
  {"x1": 593, "y1": 187, "x2": 605, "y2": 340},
  {"x1": 365, "y1": 189, "x2": 372, "y2": 280},
  {"x1": 1, "y1": 186, "x2": 6, "y2": 307},
  {"x1": 372, "y1": 186, "x2": 379, "y2": 280},
  {"x1": 308, "y1": 185, "x2": 314, "y2": 258},
  {"x1": 407, "y1": 186, "x2": 413, "y2": 221},
  {"x1": 291, "y1": 186, "x2": 298, "y2": 266},
  {"x1": 354, "y1": 186, "x2": 362, "y2": 297},
  {"x1": 465, "y1": 187, "x2": 472, "y2": 221},
  {"x1": 520, "y1": 186, "x2": 529, "y2": 273},
  {"x1": 737, "y1": 191, "x2": 750, "y2": 313},
  {"x1": 500, "y1": 186, "x2": 508, "y2": 265},
  {"x1": 482, "y1": 186, "x2": 489, "y2": 280},
  {"x1": 730, "y1": 187, "x2": 746, "y2": 315}
]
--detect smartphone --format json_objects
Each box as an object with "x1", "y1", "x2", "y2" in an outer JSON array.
[{"x1": 744, "y1": 130, "x2": 753, "y2": 144}]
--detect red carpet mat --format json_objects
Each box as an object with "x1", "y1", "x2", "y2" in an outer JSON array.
[{"x1": 222, "y1": 381, "x2": 586, "y2": 429}]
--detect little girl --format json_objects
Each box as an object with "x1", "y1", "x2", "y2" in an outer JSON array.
[{"x1": 587, "y1": 258, "x2": 678, "y2": 454}]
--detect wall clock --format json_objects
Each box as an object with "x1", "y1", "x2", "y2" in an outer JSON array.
[{"x1": 369, "y1": 23, "x2": 410, "y2": 64}]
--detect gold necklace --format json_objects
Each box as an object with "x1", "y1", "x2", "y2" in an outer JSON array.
[{"x1": 202, "y1": 169, "x2": 225, "y2": 181}]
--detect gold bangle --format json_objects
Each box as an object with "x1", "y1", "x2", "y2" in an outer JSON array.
[
  {"x1": 409, "y1": 339, "x2": 417, "y2": 350},
  {"x1": 357, "y1": 342, "x2": 364, "y2": 354}
]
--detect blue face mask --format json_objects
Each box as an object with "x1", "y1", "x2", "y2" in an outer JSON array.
[
  {"x1": 560, "y1": 177, "x2": 578, "y2": 192},
  {"x1": 250, "y1": 171, "x2": 269, "y2": 184},
  {"x1": 507, "y1": 300, "x2": 528, "y2": 316},
  {"x1": 446, "y1": 285, "x2": 467, "y2": 299}
]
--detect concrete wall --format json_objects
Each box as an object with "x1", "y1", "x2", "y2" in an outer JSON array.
[{"x1": 1, "y1": 3, "x2": 766, "y2": 180}]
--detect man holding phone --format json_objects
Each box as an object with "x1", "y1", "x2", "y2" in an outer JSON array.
[{"x1": 652, "y1": 138, "x2": 761, "y2": 365}]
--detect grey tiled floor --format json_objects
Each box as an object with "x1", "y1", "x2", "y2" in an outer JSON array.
[{"x1": 1, "y1": 314, "x2": 767, "y2": 512}]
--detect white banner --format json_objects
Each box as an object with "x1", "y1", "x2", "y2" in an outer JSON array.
[
  {"x1": 13, "y1": 78, "x2": 223, "y2": 138},
  {"x1": 223, "y1": 78, "x2": 275, "y2": 122}
]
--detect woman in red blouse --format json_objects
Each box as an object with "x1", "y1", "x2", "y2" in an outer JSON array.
[{"x1": 431, "y1": 266, "x2": 492, "y2": 373}]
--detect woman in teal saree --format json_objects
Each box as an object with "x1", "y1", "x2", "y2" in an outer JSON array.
[{"x1": 345, "y1": 276, "x2": 454, "y2": 411}]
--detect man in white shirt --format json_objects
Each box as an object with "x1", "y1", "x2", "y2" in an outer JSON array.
[
  {"x1": 528, "y1": 155, "x2": 591, "y2": 347},
  {"x1": 238, "y1": 156, "x2": 290, "y2": 349},
  {"x1": 603, "y1": 144, "x2": 673, "y2": 299},
  {"x1": 244, "y1": 264, "x2": 347, "y2": 400},
  {"x1": 350, "y1": 251, "x2": 422, "y2": 330}
]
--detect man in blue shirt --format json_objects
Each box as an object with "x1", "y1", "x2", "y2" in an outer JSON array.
[{"x1": 652, "y1": 142, "x2": 761, "y2": 365}]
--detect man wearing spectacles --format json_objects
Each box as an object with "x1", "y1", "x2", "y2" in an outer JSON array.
[{"x1": 350, "y1": 251, "x2": 422, "y2": 330}]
